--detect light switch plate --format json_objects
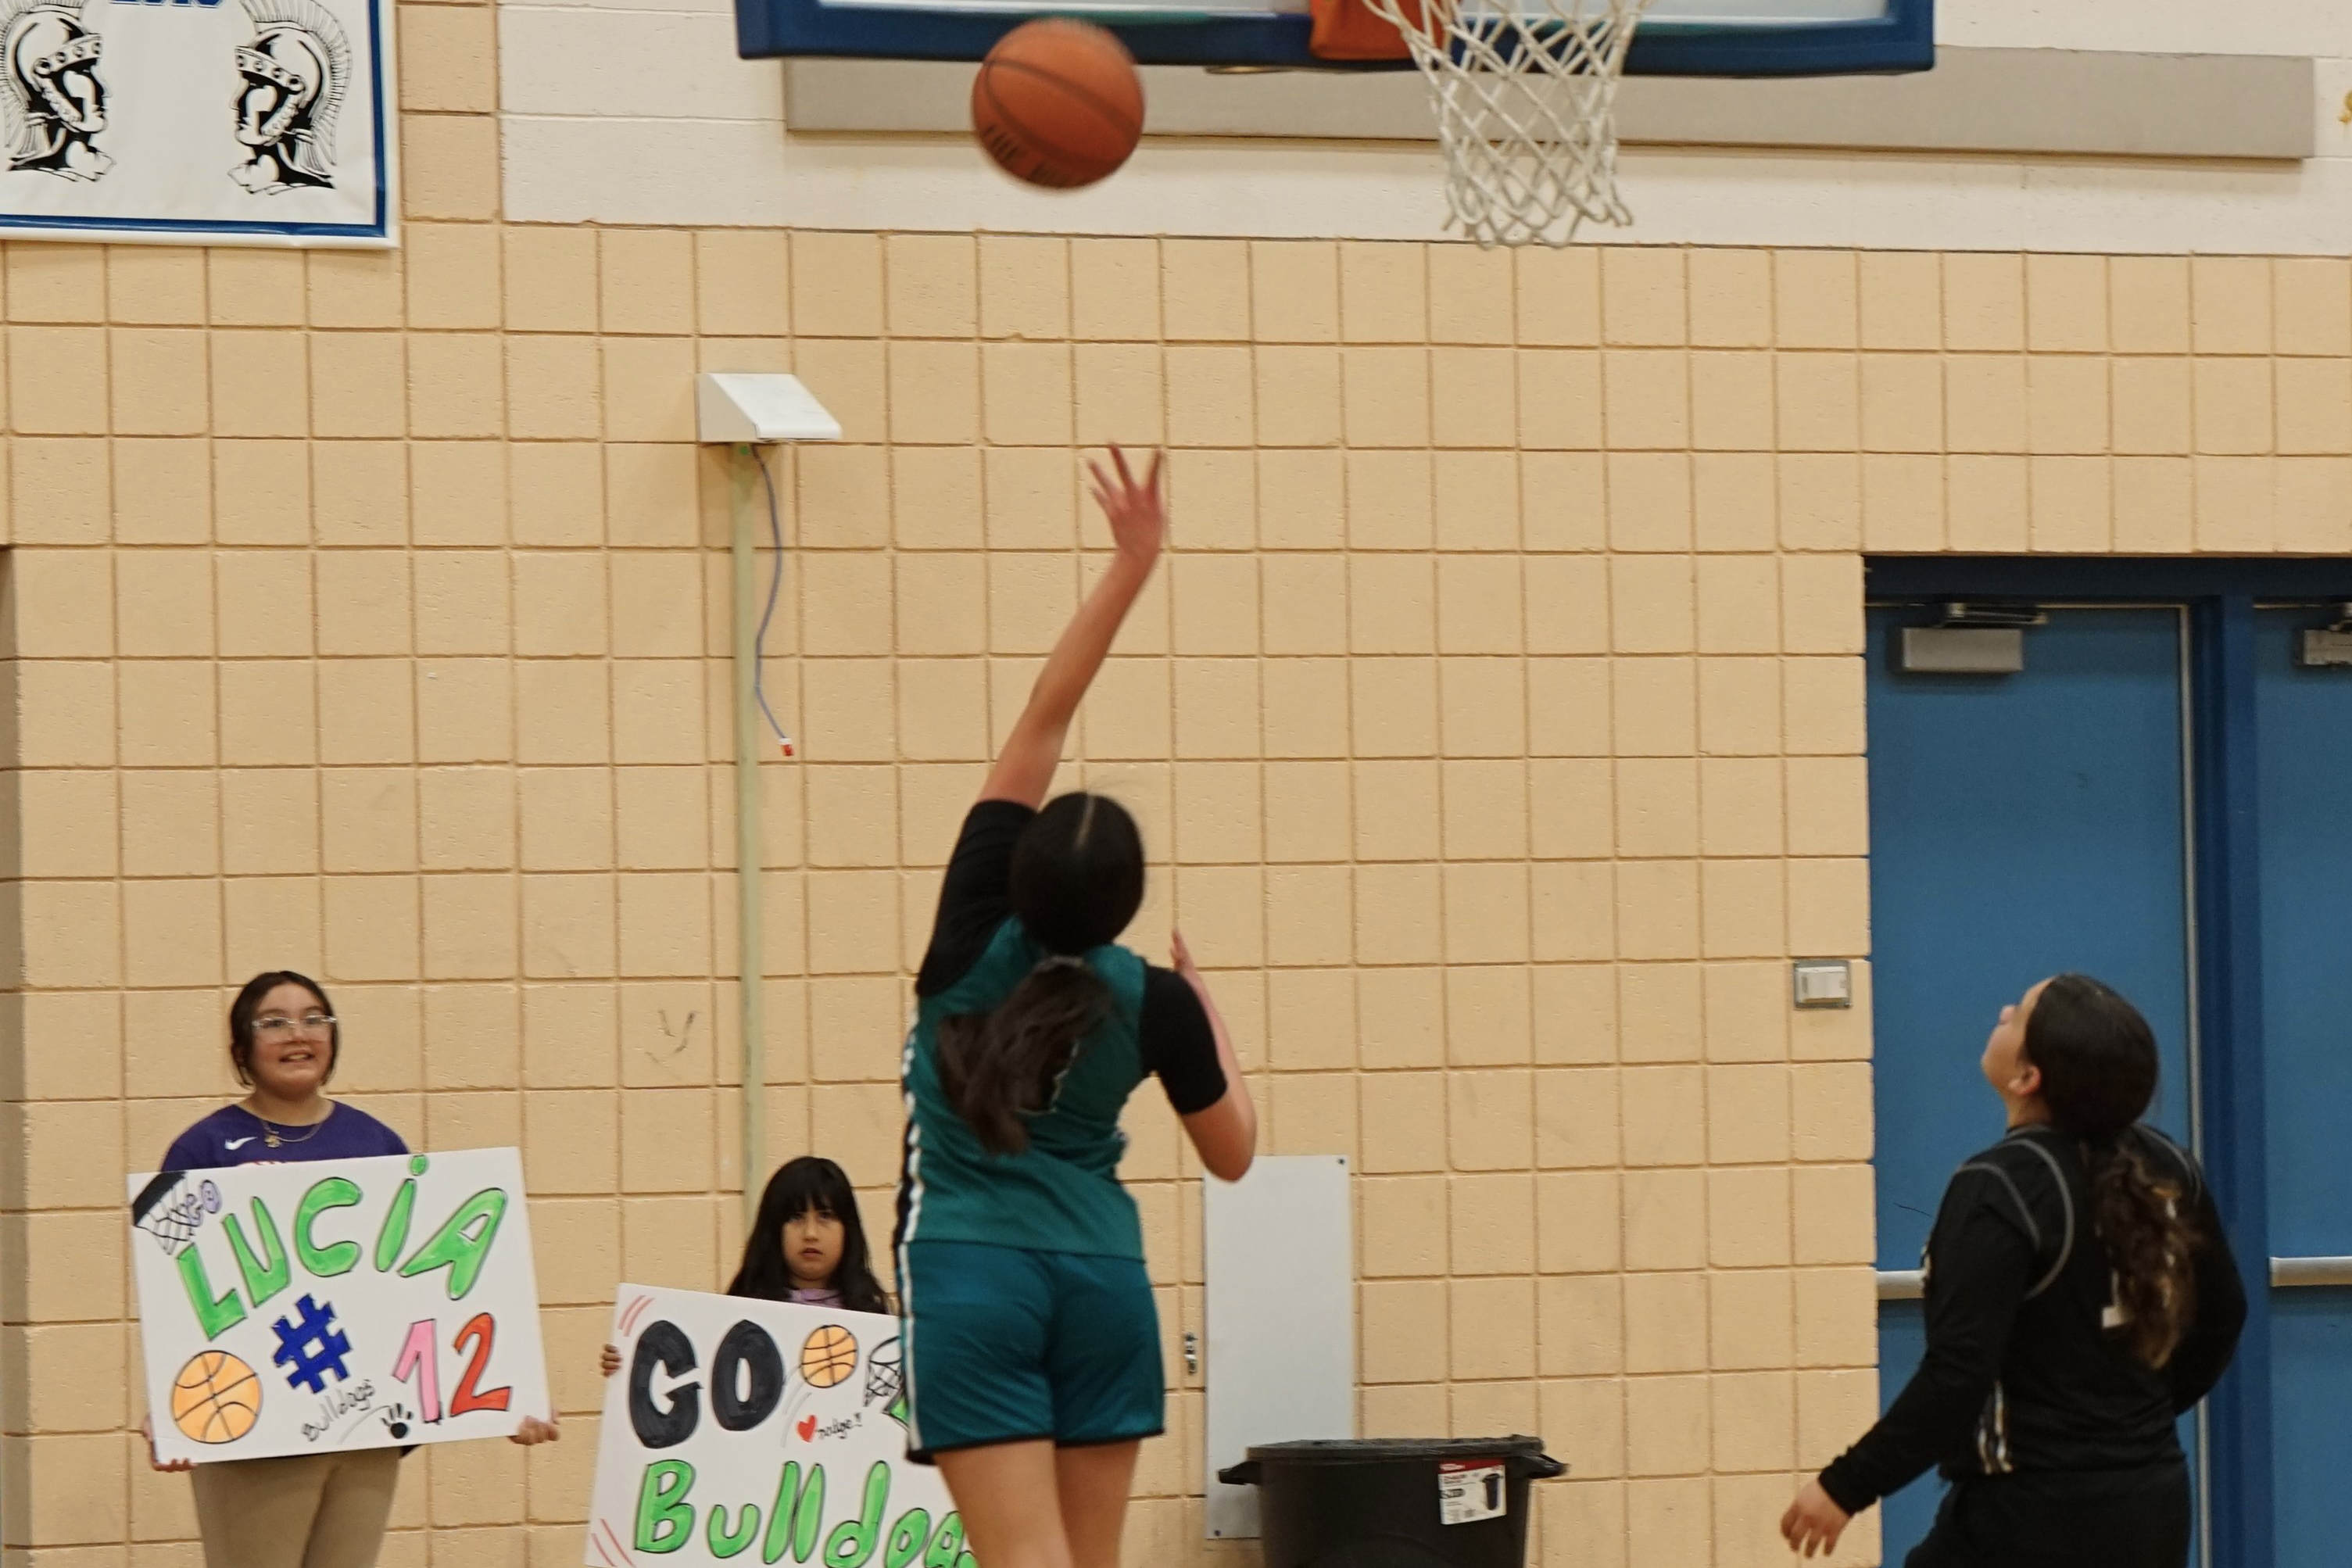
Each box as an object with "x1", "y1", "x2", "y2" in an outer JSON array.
[{"x1": 1792, "y1": 959, "x2": 1853, "y2": 1009}]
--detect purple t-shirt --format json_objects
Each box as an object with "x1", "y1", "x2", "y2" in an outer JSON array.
[{"x1": 161, "y1": 1102, "x2": 408, "y2": 1172}]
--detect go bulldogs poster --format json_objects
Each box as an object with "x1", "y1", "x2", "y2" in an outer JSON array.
[
  {"x1": 0, "y1": 0, "x2": 392, "y2": 244},
  {"x1": 588, "y1": 1286, "x2": 976, "y2": 1568}
]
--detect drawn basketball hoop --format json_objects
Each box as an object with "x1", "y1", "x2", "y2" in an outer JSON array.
[
  {"x1": 130, "y1": 1171, "x2": 221, "y2": 1258},
  {"x1": 865, "y1": 1335, "x2": 905, "y2": 1414}
]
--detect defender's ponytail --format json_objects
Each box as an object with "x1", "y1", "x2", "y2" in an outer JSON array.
[
  {"x1": 938, "y1": 957, "x2": 1109, "y2": 1155},
  {"x1": 2086, "y1": 1129, "x2": 2198, "y2": 1367},
  {"x1": 938, "y1": 791, "x2": 1144, "y2": 1156},
  {"x1": 2024, "y1": 972, "x2": 2199, "y2": 1368}
]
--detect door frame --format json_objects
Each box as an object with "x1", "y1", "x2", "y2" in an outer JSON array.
[{"x1": 1865, "y1": 557, "x2": 2352, "y2": 1568}]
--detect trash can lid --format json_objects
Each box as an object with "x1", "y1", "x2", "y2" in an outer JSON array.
[{"x1": 1241, "y1": 1436, "x2": 1548, "y2": 1465}]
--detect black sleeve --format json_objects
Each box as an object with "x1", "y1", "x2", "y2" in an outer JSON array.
[
  {"x1": 1140, "y1": 966, "x2": 1226, "y2": 1115},
  {"x1": 1817, "y1": 1169, "x2": 2037, "y2": 1515},
  {"x1": 2168, "y1": 1171, "x2": 2247, "y2": 1415},
  {"x1": 915, "y1": 800, "x2": 1037, "y2": 997}
]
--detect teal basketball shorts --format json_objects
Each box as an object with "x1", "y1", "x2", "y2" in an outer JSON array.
[{"x1": 899, "y1": 1239, "x2": 1164, "y2": 1461}]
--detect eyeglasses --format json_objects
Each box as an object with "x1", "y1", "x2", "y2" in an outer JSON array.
[{"x1": 254, "y1": 1013, "x2": 335, "y2": 1039}]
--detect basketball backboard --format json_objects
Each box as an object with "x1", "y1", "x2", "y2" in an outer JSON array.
[{"x1": 737, "y1": 0, "x2": 1932, "y2": 77}]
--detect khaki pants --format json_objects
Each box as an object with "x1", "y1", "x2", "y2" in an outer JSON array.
[{"x1": 189, "y1": 1447, "x2": 402, "y2": 1568}]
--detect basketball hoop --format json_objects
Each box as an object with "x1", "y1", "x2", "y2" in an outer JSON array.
[{"x1": 1356, "y1": 0, "x2": 1655, "y2": 247}]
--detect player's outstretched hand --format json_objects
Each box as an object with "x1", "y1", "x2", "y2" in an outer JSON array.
[
  {"x1": 600, "y1": 1342, "x2": 621, "y2": 1377},
  {"x1": 1087, "y1": 445, "x2": 1165, "y2": 564},
  {"x1": 1779, "y1": 1479, "x2": 1849, "y2": 1559},
  {"x1": 1170, "y1": 927, "x2": 1199, "y2": 979},
  {"x1": 141, "y1": 1414, "x2": 194, "y2": 1473},
  {"x1": 508, "y1": 1416, "x2": 561, "y2": 1445}
]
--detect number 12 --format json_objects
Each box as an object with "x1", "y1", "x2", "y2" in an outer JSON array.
[{"x1": 391, "y1": 1312, "x2": 512, "y2": 1423}]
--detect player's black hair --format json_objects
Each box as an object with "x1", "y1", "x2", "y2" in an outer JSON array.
[
  {"x1": 2024, "y1": 972, "x2": 2200, "y2": 1368},
  {"x1": 936, "y1": 791, "x2": 1144, "y2": 1155},
  {"x1": 729, "y1": 1156, "x2": 890, "y2": 1315},
  {"x1": 227, "y1": 970, "x2": 339, "y2": 1089}
]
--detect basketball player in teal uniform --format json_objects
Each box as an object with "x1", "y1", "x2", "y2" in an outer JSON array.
[{"x1": 895, "y1": 446, "x2": 1257, "y2": 1568}]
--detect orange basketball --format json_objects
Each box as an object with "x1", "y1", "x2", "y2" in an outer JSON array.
[
  {"x1": 971, "y1": 20, "x2": 1144, "y2": 190},
  {"x1": 799, "y1": 1325, "x2": 860, "y2": 1389},
  {"x1": 171, "y1": 1349, "x2": 262, "y2": 1445}
]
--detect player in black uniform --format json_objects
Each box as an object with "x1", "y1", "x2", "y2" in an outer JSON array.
[{"x1": 1781, "y1": 972, "x2": 2246, "y2": 1566}]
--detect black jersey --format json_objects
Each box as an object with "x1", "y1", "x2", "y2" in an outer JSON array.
[{"x1": 1820, "y1": 1123, "x2": 2246, "y2": 1515}]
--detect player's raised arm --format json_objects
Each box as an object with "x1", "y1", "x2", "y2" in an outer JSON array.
[{"x1": 979, "y1": 446, "x2": 1165, "y2": 811}]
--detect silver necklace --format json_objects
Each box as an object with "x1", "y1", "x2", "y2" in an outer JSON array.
[{"x1": 252, "y1": 1106, "x2": 328, "y2": 1148}]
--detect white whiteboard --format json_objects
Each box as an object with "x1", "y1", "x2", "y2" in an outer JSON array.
[{"x1": 1203, "y1": 1154, "x2": 1355, "y2": 1540}]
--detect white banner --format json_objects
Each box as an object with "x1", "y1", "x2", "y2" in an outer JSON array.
[
  {"x1": 586, "y1": 1285, "x2": 976, "y2": 1568},
  {"x1": 0, "y1": 0, "x2": 394, "y2": 245},
  {"x1": 128, "y1": 1147, "x2": 550, "y2": 1465}
]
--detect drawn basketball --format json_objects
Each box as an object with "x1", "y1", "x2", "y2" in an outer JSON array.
[
  {"x1": 171, "y1": 1349, "x2": 262, "y2": 1444},
  {"x1": 970, "y1": 20, "x2": 1143, "y2": 190},
  {"x1": 799, "y1": 1325, "x2": 860, "y2": 1388}
]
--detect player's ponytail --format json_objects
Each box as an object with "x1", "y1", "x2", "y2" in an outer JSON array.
[
  {"x1": 938, "y1": 793, "x2": 1144, "y2": 1156},
  {"x1": 2024, "y1": 972, "x2": 2200, "y2": 1368}
]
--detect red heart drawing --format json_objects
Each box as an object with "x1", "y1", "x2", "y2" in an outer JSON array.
[{"x1": 797, "y1": 1416, "x2": 818, "y2": 1442}]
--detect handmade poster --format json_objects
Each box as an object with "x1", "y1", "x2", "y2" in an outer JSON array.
[
  {"x1": 128, "y1": 1147, "x2": 549, "y2": 1465},
  {"x1": 585, "y1": 1285, "x2": 976, "y2": 1568},
  {"x1": 0, "y1": 0, "x2": 393, "y2": 244}
]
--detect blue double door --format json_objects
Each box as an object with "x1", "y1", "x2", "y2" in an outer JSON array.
[{"x1": 1865, "y1": 586, "x2": 2352, "y2": 1568}]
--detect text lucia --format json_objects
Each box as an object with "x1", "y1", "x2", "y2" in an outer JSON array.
[
  {"x1": 635, "y1": 1457, "x2": 975, "y2": 1566},
  {"x1": 175, "y1": 1155, "x2": 508, "y2": 1337}
]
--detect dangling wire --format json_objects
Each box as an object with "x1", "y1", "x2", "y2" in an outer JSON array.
[{"x1": 752, "y1": 447, "x2": 795, "y2": 758}]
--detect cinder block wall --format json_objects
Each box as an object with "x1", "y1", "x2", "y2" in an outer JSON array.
[{"x1": 5, "y1": 25, "x2": 2351, "y2": 1566}]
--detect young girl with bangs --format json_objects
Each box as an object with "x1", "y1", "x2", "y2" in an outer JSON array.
[
  {"x1": 600, "y1": 1156, "x2": 890, "y2": 1376},
  {"x1": 1783, "y1": 972, "x2": 2247, "y2": 1567}
]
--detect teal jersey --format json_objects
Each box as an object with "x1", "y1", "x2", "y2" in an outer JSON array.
[{"x1": 900, "y1": 916, "x2": 1151, "y2": 1260}]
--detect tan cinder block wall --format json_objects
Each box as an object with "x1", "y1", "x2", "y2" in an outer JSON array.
[{"x1": 2, "y1": 41, "x2": 2350, "y2": 1568}]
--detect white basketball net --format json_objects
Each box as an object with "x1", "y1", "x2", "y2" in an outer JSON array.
[{"x1": 1359, "y1": 0, "x2": 1655, "y2": 247}]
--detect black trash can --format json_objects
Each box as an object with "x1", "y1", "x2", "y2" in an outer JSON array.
[{"x1": 1219, "y1": 1437, "x2": 1566, "y2": 1568}]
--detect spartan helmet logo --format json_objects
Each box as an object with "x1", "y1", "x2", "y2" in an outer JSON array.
[
  {"x1": 0, "y1": 0, "x2": 109, "y2": 180},
  {"x1": 231, "y1": 0, "x2": 347, "y2": 193}
]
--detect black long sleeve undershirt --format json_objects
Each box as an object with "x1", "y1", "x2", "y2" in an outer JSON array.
[
  {"x1": 1819, "y1": 1126, "x2": 2244, "y2": 1518},
  {"x1": 1818, "y1": 1170, "x2": 2037, "y2": 1513}
]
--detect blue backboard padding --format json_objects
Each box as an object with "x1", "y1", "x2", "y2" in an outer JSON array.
[{"x1": 736, "y1": 0, "x2": 1932, "y2": 77}]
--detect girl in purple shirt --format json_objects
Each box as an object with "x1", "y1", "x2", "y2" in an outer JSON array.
[
  {"x1": 159, "y1": 971, "x2": 406, "y2": 1170},
  {"x1": 145, "y1": 970, "x2": 557, "y2": 1568}
]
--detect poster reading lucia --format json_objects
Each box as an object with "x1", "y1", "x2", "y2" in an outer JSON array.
[{"x1": 127, "y1": 1147, "x2": 552, "y2": 1466}]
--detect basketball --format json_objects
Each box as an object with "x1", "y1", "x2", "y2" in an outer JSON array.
[
  {"x1": 970, "y1": 20, "x2": 1144, "y2": 189},
  {"x1": 170, "y1": 1350, "x2": 261, "y2": 1445},
  {"x1": 799, "y1": 1325, "x2": 860, "y2": 1388}
]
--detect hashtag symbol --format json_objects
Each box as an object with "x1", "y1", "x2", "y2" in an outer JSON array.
[{"x1": 270, "y1": 1294, "x2": 353, "y2": 1394}]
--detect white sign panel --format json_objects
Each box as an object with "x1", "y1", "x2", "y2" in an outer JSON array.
[
  {"x1": 0, "y1": 0, "x2": 394, "y2": 245},
  {"x1": 587, "y1": 1285, "x2": 975, "y2": 1568},
  {"x1": 1205, "y1": 1155, "x2": 1355, "y2": 1538},
  {"x1": 128, "y1": 1147, "x2": 550, "y2": 1464}
]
